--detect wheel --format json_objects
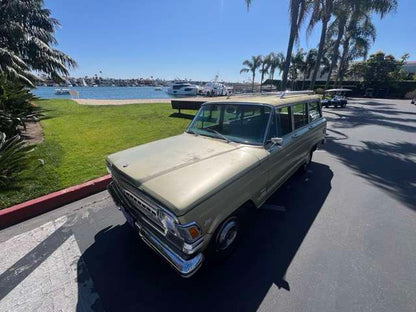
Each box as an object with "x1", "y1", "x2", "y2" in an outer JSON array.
[
  {"x1": 342, "y1": 103, "x2": 346, "y2": 108},
  {"x1": 213, "y1": 216, "x2": 240, "y2": 257},
  {"x1": 300, "y1": 150, "x2": 313, "y2": 173}
]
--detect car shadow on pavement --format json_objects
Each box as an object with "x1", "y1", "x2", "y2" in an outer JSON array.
[
  {"x1": 323, "y1": 139, "x2": 416, "y2": 211},
  {"x1": 76, "y1": 162, "x2": 333, "y2": 312}
]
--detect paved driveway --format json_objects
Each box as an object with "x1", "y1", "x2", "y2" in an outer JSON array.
[{"x1": 1, "y1": 98, "x2": 415, "y2": 312}]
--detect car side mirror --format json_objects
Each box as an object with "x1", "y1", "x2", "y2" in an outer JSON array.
[{"x1": 271, "y1": 137, "x2": 283, "y2": 145}]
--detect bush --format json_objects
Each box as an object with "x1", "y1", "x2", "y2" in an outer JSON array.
[
  {"x1": 0, "y1": 79, "x2": 42, "y2": 136},
  {"x1": 0, "y1": 133, "x2": 33, "y2": 187},
  {"x1": 404, "y1": 89, "x2": 416, "y2": 99}
]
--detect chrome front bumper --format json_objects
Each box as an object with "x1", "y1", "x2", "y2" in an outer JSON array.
[
  {"x1": 136, "y1": 222, "x2": 204, "y2": 278},
  {"x1": 108, "y1": 182, "x2": 204, "y2": 278}
]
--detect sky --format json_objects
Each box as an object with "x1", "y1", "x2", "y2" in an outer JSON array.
[{"x1": 45, "y1": 0, "x2": 416, "y2": 82}]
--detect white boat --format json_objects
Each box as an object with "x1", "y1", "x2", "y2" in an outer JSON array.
[
  {"x1": 202, "y1": 76, "x2": 233, "y2": 96},
  {"x1": 167, "y1": 82, "x2": 200, "y2": 96},
  {"x1": 54, "y1": 88, "x2": 71, "y2": 95}
]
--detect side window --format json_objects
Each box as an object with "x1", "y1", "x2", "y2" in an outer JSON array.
[
  {"x1": 308, "y1": 101, "x2": 321, "y2": 122},
  {"x1": 276, "y1": 106, "x2": 292, "y2": 136},
  {"x1": 292, "y1": 103, "x2": 308, "y2": 129}
]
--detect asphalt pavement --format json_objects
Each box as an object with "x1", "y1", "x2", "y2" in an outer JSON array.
[{"x1": 1, "y1": 98, "x2": 415, "y2": 312}]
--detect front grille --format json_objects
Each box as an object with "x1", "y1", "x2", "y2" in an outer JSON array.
[{"x1": 109, "y1": 166, "x2": 166, "y2": 235}]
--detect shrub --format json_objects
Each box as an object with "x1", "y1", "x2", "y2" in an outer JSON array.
[
  {"x1": 0, "y1": 133, "x2": 33, "y2": 187},
  {"x1": 404, "y1": 89, "x2": 416, "y2": 99}
]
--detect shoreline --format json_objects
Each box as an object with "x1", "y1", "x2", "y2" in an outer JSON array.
[{"x1": 74, "y1": 98, "x2": 173, "y2": 105}]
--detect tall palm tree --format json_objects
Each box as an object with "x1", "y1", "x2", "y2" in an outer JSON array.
[
  {"x1": 308, "y1": 0, "x2": 334, "y2": 90},
  {"x1": 240, "y1": 55, "x2": 262, "y2": 92},
  {"x1": 0, "y1": 0, "x2": 76, "y2": 85},
  {"x1": 336, "y1": 15, "x2": 376, "y2": 86},
  {"x1": 325, "y1": 0, "x2": 397, "y2": 89},
  {"x1": 246, "y1": 0, "x2": 309, "y2": 91}
]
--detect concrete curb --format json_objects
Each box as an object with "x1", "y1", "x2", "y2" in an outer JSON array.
[{"x1": 0, "y1": 174, "x2": 112, "y2": 230}]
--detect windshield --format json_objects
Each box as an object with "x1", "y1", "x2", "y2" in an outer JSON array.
[{"x1": 187, "y1": 103, "x2": 271, "y2": 145}]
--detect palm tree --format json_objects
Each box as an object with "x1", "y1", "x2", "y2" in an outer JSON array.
[
  {"x1": 289, "y1": 49, "x2": 306, "y2": 90},
  {"x1": 302, "y1": 49, "x2": 318, "y2": 89},
  {"x1": 308, "y1": 0, "x2": 334, "y2": 90},
  {"x1": 266, "y1": 52, "x2": 285, "y2": 90},
  {"x1": 325, "y1": 0, "x2": 397, "y2": 89},
  {"x1": 336, "y1": 15, "x2": 376, "y2": 86},
  {"x1": 246, "y1": 0, "x2": 309, "y2": 91},
  {"x1": 240, "y1": 55, "x2": 262, "y2": 92},
  {"x1": 0, "y1": 0, "x2": 76, "y2": 85},
  {"x1": 259, "y1": 56, "x2": 269, "y2": 92}
]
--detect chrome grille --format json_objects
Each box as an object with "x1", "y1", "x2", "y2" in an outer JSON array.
[
  {"x1": 123, "y1": 189, "x2": 158, "y2": 218},
  {"x1": 109, "y1": 166, "x2": 166, "y2": 234}
]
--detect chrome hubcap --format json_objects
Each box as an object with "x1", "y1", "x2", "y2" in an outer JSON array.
[{"x1": 217, "y1": 218, "x2": 238, "y2": 251}]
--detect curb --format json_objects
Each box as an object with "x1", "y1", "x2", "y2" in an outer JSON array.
[{"x1": 0, "y1": 174, "x2": 112, "y2": 230}]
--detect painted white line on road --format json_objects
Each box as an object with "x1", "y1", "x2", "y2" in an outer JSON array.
[{"x1": 0, "y1": 217, "x2": 100, "y2": 312}]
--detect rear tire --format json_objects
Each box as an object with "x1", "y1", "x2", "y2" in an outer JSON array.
[{"x1": 300, "y1": 150, "x2": 313, "y2": 173}]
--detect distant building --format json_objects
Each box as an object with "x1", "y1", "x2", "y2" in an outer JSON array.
[{"x1": 403, "y1": 61, "x2": 416, "y2": 75}]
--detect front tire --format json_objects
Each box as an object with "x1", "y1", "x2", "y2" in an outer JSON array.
[{"x1": 213, "y1": 216, "x2": 240, "y2": 258}]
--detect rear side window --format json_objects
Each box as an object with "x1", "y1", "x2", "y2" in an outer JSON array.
[
  {"x1": 292, "y1": 103, "x2": 308, "y2": 129},
  {"x1": 309, "y1": 102, "x2": 321, "y2": 122},
  {"x1": 276, "y1": 106, "x2": 292, "y2": 136}
]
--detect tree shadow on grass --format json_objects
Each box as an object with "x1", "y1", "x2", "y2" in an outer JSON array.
[
  {"x1": 77, "y1": 162, "x2": 333, "y2": 312},
  {"x1": 324, "y1": 139, "x2": 416, "y2": 210}
]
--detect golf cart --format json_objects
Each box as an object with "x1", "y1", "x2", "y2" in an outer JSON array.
[{"x1": 321, "y1": 88, "x2": 352, "y2": 108}]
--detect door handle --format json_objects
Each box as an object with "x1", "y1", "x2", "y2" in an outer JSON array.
[
  {"x1": 308, "y1": 125, "x2": 314, "y2": 129},
  {"x1": 292, "y1": 133, "x2": 299, "y2": 138}
]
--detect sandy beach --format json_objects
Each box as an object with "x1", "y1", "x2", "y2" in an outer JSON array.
[
  {"x1": 74, "y1": 98, "x2": 173, "y2": 105},
  {"x1": 74, "y1": 95, "x2": 234, "y2": 106}
]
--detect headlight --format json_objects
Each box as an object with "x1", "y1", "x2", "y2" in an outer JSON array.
[
  {"x1": 158, "y1": 210, "x2": 202, "y2": 243},
  {"x1": 158, "y1": 210, "x2": 178, "y2": 236}
]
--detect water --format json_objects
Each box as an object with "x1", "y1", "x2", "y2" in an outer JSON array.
[{"x1": 32, "y1": 86, "x2": 174, "y2": 100}]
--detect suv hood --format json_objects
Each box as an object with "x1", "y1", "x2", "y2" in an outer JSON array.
[{"x1": 106, "y1": 133, "x2": 260, "y2": 215}]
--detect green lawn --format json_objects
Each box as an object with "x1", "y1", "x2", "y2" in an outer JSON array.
[{"x1": 0, "y1": 99, "x2": 195, "y2": 209}]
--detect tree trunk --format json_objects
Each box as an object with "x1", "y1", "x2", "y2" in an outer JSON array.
[
  {"x1": 325, "y1": 17, "x2": 346, "y2": 89},
  {"x1": 310, "y1": 17, "x2": 329, "y2": 90},
  {"x1": 336, "y1": 37, "x2": 350, "y2": 87},
  {"x1": 252, "y1": 73, "x2": 255, "y2": 92},
  {"x1": 282, "y1": 1, "x2": 300, "y2": 91}
]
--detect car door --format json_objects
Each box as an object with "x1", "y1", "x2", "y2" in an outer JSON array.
[
  {"x1": 264, "y1": 106, "x2": 298, "y2": 196},
  {"x1": 290, "y1": 101, "x2": 312, "y2": 167}
]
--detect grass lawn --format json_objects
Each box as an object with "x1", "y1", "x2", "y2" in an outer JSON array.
[{"x1": 0, "y1": 99, "x2": 195, "y2": 209}]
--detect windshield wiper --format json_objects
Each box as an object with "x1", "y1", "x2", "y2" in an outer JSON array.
[{"x1": 204, "y1": 128, "x2": 233, "y2": 143}]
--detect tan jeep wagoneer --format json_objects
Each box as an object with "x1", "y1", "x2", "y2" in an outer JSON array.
[{"x1": 106, "y1": 93, "x2": 326, "y2": 277}]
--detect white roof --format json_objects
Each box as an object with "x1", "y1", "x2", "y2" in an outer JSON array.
[{"x1": 325, "y1": 89, "x2": 352, "y2": 92}]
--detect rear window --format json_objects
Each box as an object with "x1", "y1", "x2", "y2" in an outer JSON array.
[
  {"x1": 292, "y1": 103, "x2": 308, "y2": 129},
  {"x1": 308, "y1": 102, "x2": 321, "y2": 122}
]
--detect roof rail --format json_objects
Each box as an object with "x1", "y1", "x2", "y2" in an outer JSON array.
[{"x1": 279, "y1": 90, "x2": 314, "y2": 99}]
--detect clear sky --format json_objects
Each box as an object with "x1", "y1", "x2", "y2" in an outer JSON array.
[{"x1": 46, "y1": 0, "x2": 416, "y2": 82}]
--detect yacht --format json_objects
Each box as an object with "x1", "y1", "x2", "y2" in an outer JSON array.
[
  {"x1": 167, "y1": 82, "x2": 201, "y2": 96},
  {"x1": 201, "y1": 76, "x2": 233, "y2": 96},
  {"x1": 54, "y1": 88, "x2": 71, "y2": 95}
]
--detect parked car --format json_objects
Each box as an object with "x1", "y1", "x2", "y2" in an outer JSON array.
[
  {"x1": 106, "y1": 93, "x2": 327, "y2": 277},
  {"x1": 321, "y1": 88, "x2": 352, "y2": 108}
]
